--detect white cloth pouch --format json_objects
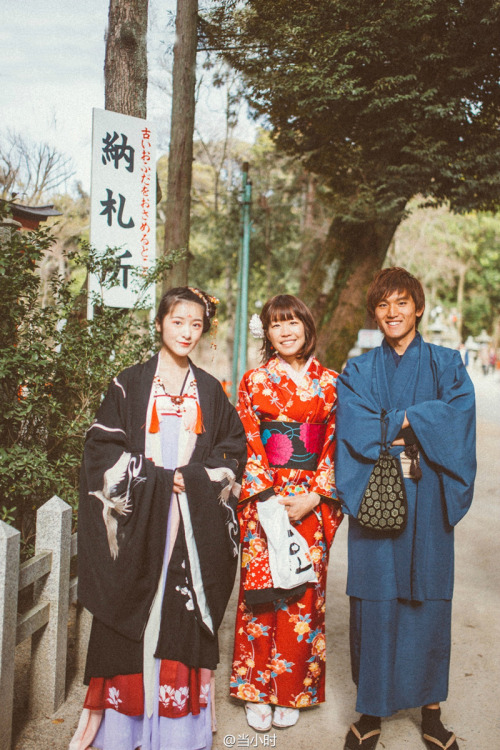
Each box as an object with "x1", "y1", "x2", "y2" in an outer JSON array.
[{"x1": 257, "y1": 495, "x2": 317, "y2": 589}]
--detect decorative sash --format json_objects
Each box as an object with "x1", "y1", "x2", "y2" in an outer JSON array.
[{"x1": 260, "y1": 421, "x2": 327, "y2": 470}]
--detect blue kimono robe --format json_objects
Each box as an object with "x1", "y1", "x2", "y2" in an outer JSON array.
[{"x1": 335, "y1": 334, "x2": 476, "y2": 716}]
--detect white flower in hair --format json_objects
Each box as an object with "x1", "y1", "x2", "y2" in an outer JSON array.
[{"x1": 249, "y1": 313, "x2": 265, "y2": 339}]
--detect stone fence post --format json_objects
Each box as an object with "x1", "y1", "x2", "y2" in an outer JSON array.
[
  {"x1": 29, "y1": 496, "x2": 72, "y2": 716},
  {"x1": 0, "y1": 521, "x2": 20, "y2": 750},
  {"x1": 76, "y1": 604, "x2": 92, "y2": 677}
]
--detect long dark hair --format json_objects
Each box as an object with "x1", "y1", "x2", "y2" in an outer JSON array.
[{"x1": 260, "y1": 294, "x2": 316, "y2": 362}]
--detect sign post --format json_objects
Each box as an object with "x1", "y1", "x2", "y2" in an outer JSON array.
[{"x1": 231, "y1": 163, "x2": 252, "y2": 402}]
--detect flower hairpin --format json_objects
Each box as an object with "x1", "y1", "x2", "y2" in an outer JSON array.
[
  {"x1": 249, "y1": 314, "x2": 265, "y2": 339},
  {"x1": 188, "y1": 287, "x2": 219, "y2": 318}
]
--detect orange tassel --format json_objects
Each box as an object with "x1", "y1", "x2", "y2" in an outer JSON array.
[
  {"x1": 195, "y1": 402, "x2": 204, "y2": 434},
  {"x1": 149, "y1": 400, "x2": 160, "y2": 433}
]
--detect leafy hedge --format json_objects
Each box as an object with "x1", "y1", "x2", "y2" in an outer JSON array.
[{"x1": 0, "y1": 219, "x2": 165, "y2": 557}]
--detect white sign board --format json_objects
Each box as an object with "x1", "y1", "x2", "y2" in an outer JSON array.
[{"x1": 89, "y1": 108, "x2": 156, "y2": 311}]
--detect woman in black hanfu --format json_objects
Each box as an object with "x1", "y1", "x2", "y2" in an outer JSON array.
[{"x1": 70, "y1": 287, "x2": 246, "y2": 750}]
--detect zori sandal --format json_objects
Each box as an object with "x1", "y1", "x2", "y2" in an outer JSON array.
[
  {"x1": 272, "y1": 706, "x2": 299, "y2": 728},
  {"x1": 244, "y1": 702, "x2": 273, "y2": 732},
  {"x1": 344, "y1": 723, "x2": 381, "y2": 749},
  {"x1": 423, "y1": 731, "x2": 458, "y2": 750},
  {"x1": 421, "y1": 707, "x2": 459, "y2": 750}
]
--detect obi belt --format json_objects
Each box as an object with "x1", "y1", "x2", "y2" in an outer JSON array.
[{"x1": 260, "y1": 421, "x2": 327, "y2": 471}]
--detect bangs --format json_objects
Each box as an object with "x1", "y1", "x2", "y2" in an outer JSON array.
[
  {"x1": 381, "y1": 283, "x2": 411, "y2": 300},
  {"x1": 265, "y1": 295, "x2": 306, "y2": 323},
  {"x1": 268, "y1": 306, "x2": 298, "y2": 323},
  {"x1": 260, "y1": 294, "x2": 317, "y2": 363},
  {"x1": 367, "y1": 267, "x2": 426, "y2": 324}
]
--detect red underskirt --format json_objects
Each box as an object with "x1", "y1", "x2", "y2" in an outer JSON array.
[{"x1": 84, "y1": 660, "x2": 210, "y2": 719}]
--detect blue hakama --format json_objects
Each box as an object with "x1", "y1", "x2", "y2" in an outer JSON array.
[{"x1": 350, "y1": 598, "x2": 451, "y2": 716}]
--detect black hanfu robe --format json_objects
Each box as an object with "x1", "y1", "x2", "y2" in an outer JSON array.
[
  {"x1": 77, "y1": 354, "x2": 247, "y2": 680},
  {"x1": 335, "y1": 334, "x2": 476, "y2": 716}
]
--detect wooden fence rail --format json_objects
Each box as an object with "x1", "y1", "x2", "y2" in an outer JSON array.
[{"x1": 0, "y1": 496, "x2": 82, "y2": 750}]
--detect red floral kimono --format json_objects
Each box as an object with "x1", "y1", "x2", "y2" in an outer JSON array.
[{"x1": 230, "y1": 356, "x2": 343, "y2": 709}]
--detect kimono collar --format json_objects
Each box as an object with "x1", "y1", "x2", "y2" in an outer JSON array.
[
  {"x1": 376, "y1": 333, "x2": 422, "y2": 410},
  {"x1": 383, "y1": 332, "x2": 421, "y2": 373},
  {"x1": 275, "y1": 355, "x2": 314, "y2": 387},
  {"x1": 131, "y1": 354, "x2": 206, "y2": 451}
]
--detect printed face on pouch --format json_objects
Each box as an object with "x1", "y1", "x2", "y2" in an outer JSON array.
[
  {"x1": 374, "y1": 291, "x2": 424, "y2": 352},
  {"x1": 266, "y1": 316, "x2": 306, "y2": 362},
  {"x1": 155, "y1": 301, "x2": 204, "y2": 359}
]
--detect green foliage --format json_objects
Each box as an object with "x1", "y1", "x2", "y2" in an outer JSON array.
[
  {"x1": 201, "y1": 1, "x2": 500, "y2": 368},
  {"x1": 390, "y1": 203, "x2": 500, "y2": 337},
  {"x1": 1, "y1": 505, "x2": 16, "y2": 524},
  {"x1": 463, "y1": 215, "x2": 500, "y2": 337},
  {"x1": 205, "y1": 1, "x2": 500, "y2": 219},
  {"x1": 190, "y1": 131, "x2": 306, "y2": 310},
  {"x1": 0, "y1": 220, "x2": 165, "y2": 556}
]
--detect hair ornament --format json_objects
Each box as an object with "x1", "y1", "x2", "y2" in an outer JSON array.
[
  {"x1": 187, "y1": 286, "x2": 219, "y2": 320},
  {"x1": 210, "y1": 316, "x2": 219, "y2": 350},
  {"x1": 249, "y1": 313, "x2": 265, "y2": 339}
]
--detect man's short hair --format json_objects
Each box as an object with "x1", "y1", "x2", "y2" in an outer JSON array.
[{"x1": 367, "y1": 267, "x2": 426, "y2": 327}]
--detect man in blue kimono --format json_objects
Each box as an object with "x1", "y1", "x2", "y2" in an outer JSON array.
[{"x1": 335, "y1": 268, "x2": 476, "y2": 750}]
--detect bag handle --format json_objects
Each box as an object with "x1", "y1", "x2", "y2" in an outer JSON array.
[{"x1": 380, "y1": 409, "x2": 389, "y2": 452}]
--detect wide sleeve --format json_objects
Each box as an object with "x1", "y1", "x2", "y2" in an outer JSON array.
[
  {"x1": 171, "y1": 379, "x2": 247, "y2": 651},
  {"x1": 236, "y1": 371, "x2": 276, "y2": 502},
  {"x1": 77, "y1": 370, "x2": 175, "y2": 640},
  {"x1": 334, "y1": 356, "x2": 404, "y2": 518},
  {"x1": 178, "y1": 378, "x2": 247, "y2": 564},
  {"x1": 406, "y1": 351, "x2": 476, "y2": 525},
  {"x1": 81, "y1": 373, "x2": 175, "y2": 537},
  {"x1": 202, "y1": 378, "x2": 247, "y2": 479},
  {"x1": 309, "y1": 387, "x2": 338, "y2": 501}
]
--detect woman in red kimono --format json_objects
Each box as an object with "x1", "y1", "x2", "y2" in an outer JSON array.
[{"x1": 230, "y1": 295, "x2": 343, "y2": 731}]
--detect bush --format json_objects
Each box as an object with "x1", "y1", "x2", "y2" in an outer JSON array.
[{"x1": 0, "y1": 218, "x2": 167, "y2": 557}]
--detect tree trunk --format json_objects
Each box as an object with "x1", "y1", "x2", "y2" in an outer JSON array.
[
  {"x1": 492, "y1": 313, "x2": 500, "y2": 351},
  {"x1": 105, "y1": 0, "x2": 149, "y2": 118},
  {"x1": 298, "y1": 174, "x2": 321, "y2": 292},
  {"x1": 162, "y1": 0, "x2": 198, "y2": 290},
  {"x1": 302, "y1": 209, "x2": 406, "y2": 370}
]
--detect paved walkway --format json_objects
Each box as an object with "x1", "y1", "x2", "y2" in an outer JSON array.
[{"x1": 12, "y1": 366, "x2": 500, "y2": 750}]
